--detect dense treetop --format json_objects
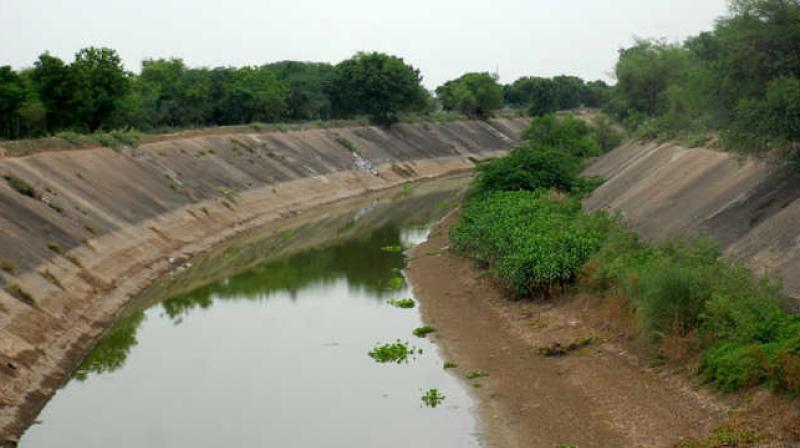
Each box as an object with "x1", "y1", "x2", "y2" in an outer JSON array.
[
  {"x1": 0, "y1": 48, "x2": 606, "y2": 140},
  {"x1": 608, "y1": 0, "x2": 800, "y2": 155}
]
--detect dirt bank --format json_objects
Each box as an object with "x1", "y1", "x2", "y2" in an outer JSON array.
[
  {"x1": 406, "y1": 213, "x2": 799, "y2": 447},
  {"x1": 0, "y1": 118, "x2": 527, "y2": 443}
]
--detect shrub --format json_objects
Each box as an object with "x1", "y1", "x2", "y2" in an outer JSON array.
[
  {"x1": 592, "y1": 114, "x2": 624, "y2": 152},
  {"x1": 473, "y1": 145, "x2": 582, "y2": 196},
  {"x1": 520, "y1": 114, "x2": 601, "y2": 158},
  {"x1": 451, "y1": 190, "x2": 610, "y2": 298}
]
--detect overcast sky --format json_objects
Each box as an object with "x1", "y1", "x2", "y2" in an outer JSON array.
[{"x1": 1, "y1": 0, "x2": 728, "y2": 88}]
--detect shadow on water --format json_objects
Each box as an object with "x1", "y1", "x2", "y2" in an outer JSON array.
[{"x1": 73, "y1": 177, "x2": 466, "y2": 382}]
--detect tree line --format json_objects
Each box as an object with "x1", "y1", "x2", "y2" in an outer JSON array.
[
  {"x1": 608, "y1": 0, "x2": 800, "y2": 154},
  {"x1": 0, "y1": 49, "x2": 609, "y2": 140}
]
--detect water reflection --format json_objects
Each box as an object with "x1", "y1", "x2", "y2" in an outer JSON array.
[
  {"x1": 23, "y1": 178, "x2": 479, "y2": 448},
  {"x1": 71, "y1": 181, "x2": 462, "y2": 383}
]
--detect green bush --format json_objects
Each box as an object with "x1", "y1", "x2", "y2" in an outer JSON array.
[
  {"x1": 451, "y1": 190, "x2": 610, "y2": 298},
  {"x1": 521, "y1": 114, "x2": 601, "y2": 158},
  {"x1": 586, "y1": 226, "x2": 799, "y2": 394},
  {"x1": 591, "y1": 114, "x2": 624, "y2": 152},
  {"x1": 473, "y1": 145, "x2": 582, "y2": 195}
]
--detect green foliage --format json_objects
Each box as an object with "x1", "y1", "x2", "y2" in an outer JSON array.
[
  {"x1": 473, "y1": 145, "x2": 583, "y2": 196},
  {"x1": 421, "y1": 388, "x2": 446, "y2": 408},
  {"x1": 328, "y1": 52, "x2": 426, "y2": 125},
  {"x1": 504, "y1": 75, "x2": 610, "y2": 116},
  {"x1": 71, "y1": 47, "x2": 130, "y2": 131},
  {"x1": 436, "y1": 72, "x2": 504, "y2": 119},
  {"x1": 452, "y1": 190, "x2": 610, "y2": 298},
  {"x1": 591, "y1": 114, "x2": 624, "y2": 152},
  {"x1": 263, "y1": 61, "x2": 334, "y2": 120},
  {"x1": 387, "y1": 298, "x2": 416, "y2": 309},
  {"x1": 443, "y1": 361, "x2": 458, "y2": 369},
  {"x1": 520, "y1": 114, "x2": 602, "y2": 158},
  {"x1": 609, "y1": 1, "x2": 800, "y2": 159},
  {"x1": 368, "y1": 340, "x2": 420, "y2": 364},
  {"x1": 587, "y1": 220, "x2": 799, "y2": 394},
  {"x1": 0, "y1": 66, "x2": 27, "y2": 139},
  {"x1": 412, "y1": 325, "x2": 436, "y2": 337}
]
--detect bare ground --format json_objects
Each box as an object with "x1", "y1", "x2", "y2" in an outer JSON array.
[{"x1": 405, "y1": 212, "x2": 800, "y2": 448}]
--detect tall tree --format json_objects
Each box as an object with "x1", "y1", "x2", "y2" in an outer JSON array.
[
  {"x1": 436, "y1": 72, "x2": 504, "y2": 119},
  {"x1": 328, "y1": 52, "x2": 426, "y2": 125},
  {"x1": 0, "y1": 66, "x2": 27, "y2": 138},
  {"x1": 31, "y1": 53, "x2": 78, "y2": 131},
  {"x1": 70, "y1": 47, "x2": 130, "y2": 131}
]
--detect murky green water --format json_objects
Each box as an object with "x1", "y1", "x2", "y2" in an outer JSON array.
[{"x1": 20, "y1": 179, "x2": 481, "y2": 448}]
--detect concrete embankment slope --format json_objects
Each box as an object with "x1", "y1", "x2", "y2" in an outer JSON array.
[
  {"x1": 0, "y1": 118, "x2": 527, "y2": 441},
  {"x1": 584, "y1": 140, "x2": 800, "y2": 299}
]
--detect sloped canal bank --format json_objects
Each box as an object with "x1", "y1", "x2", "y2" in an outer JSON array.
[{"x1": 19, "y1": 177, "x2": 481, "y2": 447}]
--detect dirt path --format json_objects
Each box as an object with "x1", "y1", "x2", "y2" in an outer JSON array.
[{"x1": 405, "y1": 213, "x2": 733, "y2": 448}]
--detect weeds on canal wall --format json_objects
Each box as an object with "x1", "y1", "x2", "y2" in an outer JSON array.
[{"x1": 451, "y1": 113, "x2": 800, "y2": 394}]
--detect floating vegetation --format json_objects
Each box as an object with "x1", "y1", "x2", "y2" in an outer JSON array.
[
  {"x1": 412, "y1": 325, "x2": 436, "y2": 337},
  {"x1": 387, "y1": 298, "x2": 415, "y2": 309},
  {"x1": 388, "y1": 275, "x2": 406, "y2": 289},
  {"x1": 421, "y1": 388, "x2": 446, "y2": 408},
  {"x1": 464, "y1": 370, "x2": 489, "y2": 379},
  {"x1": 381, "y1": 245, "x2": 405, "y2": 253},
  {"x1": 443, "y1": 361, "x2": 458, "y2": 369},
  {"x1": 368, "y1": 340, "x2": 421, "y2": 364}
]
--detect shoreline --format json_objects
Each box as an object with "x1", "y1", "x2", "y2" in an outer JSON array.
[{"x1": 405, "y1": 212, "x2": 800, "y2": 447}]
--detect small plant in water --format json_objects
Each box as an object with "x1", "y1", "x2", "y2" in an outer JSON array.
[
  {"x1": 388, "y1": 275, "x2": 406, "y2": 289},
  {"x1": 368, "y1": 340, "x2": 421, "y2": 364},
  {"x1": 465, "y1": 370, "x2": 489, "y2": 379},
  {"x1": 413, "y1": 325, "x2": 436, "y2": 337},
  {"x1": 421, "y1": 388, "x2": 446, "y2": 408},
  {"x1": 381, "y1": 245, "x2": 405, "y2": 253},
  {"x1": 387, "y1": 298, "x2": 415, "y2": 309},
  {"x1": 443, "y1": 361, "x2": 458, "y2": 369}
]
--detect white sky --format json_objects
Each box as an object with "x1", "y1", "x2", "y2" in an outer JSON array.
[{"x1": 1, "y1": 0, "x2": 728, "y2": 88}]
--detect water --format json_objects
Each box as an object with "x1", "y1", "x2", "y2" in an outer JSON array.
[{"x1": 20, "y1": 179, "x2": 480, "y2": 447}]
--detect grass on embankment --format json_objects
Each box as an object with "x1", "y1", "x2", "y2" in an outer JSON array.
[{"x1": 451, "y1": 113, "x2": 800, "y2": 395}]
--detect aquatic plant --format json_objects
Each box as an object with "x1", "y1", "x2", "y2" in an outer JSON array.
[
  {"x1": 368, "y1": 340, "x2": 421, "y2": 364},
  {"x1": 421, "y1": 388, "x2": 446, "y2": 408},
  {"x1": 387, "y1": 298, "x2": 415, "y2": 309},
  {"x1": 413, "y1": 325, "x2": 436, "y2": 337}
]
